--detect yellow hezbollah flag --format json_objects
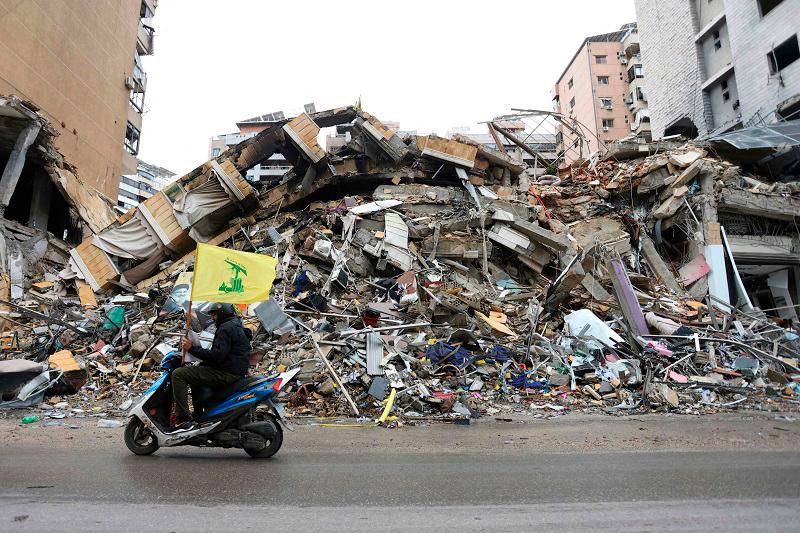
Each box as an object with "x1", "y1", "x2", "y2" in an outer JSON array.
[{"x1": 191, "y1": 243, "x2": 277, "y2": 304}]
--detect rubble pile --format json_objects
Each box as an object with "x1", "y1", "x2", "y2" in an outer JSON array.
[{"x1": 1, "y1": 105, "x2": 799, "y2": 425}]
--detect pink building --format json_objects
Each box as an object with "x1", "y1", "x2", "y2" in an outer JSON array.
[{"x1": 553, "y1": 23, "x2": 648, "y2": 167}]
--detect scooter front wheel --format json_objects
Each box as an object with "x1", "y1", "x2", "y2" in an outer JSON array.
[
  {"x1": 124, "y1": 418, "x2": 159, "y2": 455},
  {"x1": 244, "y1": 424, "x2": 283, "y2": 458}
]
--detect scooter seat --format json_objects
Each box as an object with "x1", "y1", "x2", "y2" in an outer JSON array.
[{"x1": 194, "y1": 375, "x2": 269, "y2": 406}]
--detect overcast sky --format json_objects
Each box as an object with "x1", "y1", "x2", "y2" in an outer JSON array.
[{"x1": 138, "y1": 0, "x2": 636, "y2": 176}]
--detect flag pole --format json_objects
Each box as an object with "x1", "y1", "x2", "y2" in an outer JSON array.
[{"x1": 181, "y1": 299, "x2": 192, "y2": 365}]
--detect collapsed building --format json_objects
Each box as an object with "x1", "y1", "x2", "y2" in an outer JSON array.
[
  {"x1": 0, "y1": 96, "x2": 117, "y2": 302},
  {"x1": 1, "y1": 101, "x2": 799, "y2": 420}
]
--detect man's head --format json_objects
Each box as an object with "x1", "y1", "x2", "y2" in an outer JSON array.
[{"x1": 207, "y1": 302, "x2": 236, "y2": 325}]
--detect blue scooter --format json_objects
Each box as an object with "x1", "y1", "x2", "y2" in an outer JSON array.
[{"x1": 124, "y1": 350, "x2": 299, "y2": 458}]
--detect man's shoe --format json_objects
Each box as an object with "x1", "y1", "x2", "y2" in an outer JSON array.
[{"x1": 167, "y1": 420, "x2": 198, "y2": 433}]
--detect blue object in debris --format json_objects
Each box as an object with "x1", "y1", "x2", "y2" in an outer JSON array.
[
  {"x1": 425, "y1": 342, "x2": 473, "y2": 368},
  {"x1": 293, "y1": 270, "x2": 309, "y2": 296},
  {"x1": 511, "y1": 371, "x2": 547, "y2": 389}
]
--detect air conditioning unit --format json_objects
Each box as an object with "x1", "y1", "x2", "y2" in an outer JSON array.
[
  {"x1": 624, "y1": 97, "x2": 634, "y2": 105},
  {"x1": 125, "y1": 76, "x2": 135, "y2": 90},
  {"x1": 603, "y1": 127, "x2": 610, "y2": 132},
  {"x1": 620, "y1": 58, "x2": 628, "y2": 64}
]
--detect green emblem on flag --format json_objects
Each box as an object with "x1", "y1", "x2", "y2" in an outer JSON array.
[{"x1": 218, "y1": 258, "x2": 247, "y2": 294}]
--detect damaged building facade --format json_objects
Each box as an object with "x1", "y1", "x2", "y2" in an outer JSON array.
[
  {"x1": 635, "y1": 0, "x2": 800, "y2": 138},
  {"x1": 0, "y1": 0, "x2": 160, "y2": 211}
]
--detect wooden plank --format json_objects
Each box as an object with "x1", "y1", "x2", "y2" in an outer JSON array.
[{"x1": 76, "y1": 281, "x2": 98, "y2": 308}]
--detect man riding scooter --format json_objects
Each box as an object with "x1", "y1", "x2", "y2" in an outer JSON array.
[{"x1": 172, "y1": 302, "x2": 251, "y2": 432}]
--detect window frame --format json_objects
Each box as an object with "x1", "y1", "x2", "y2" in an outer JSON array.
[
  {"x1": 758, "y1": 0, "x2": 784, "y2": 17},
  {"x1": 767, "y1": 34, "x2": 800, "y2": 74},
  {"x1": 595, "y1": 55, "x2": 608, "y2": 64},
  {"x1": 597, "y1": 75, "x2": 609, "y2": 85}
]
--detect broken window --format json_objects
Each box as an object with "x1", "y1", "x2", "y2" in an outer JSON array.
[
  {"x1": 602, "y1": 118, "x2": 614, "y2": 129},
  {"x1": 567, "y1": 78, "x2": 573, "y2": 89},
  {"x1": 597, "y1": 76, "x2": 609, "y2": 85},
  {"x1": 758, "y1": 0, "x2": 784, "y2": 16},
  {"x1": 600, "y1": 97, "x2": 613, "y2": 109},
  {"x1": 124, "y1": 121, "x2": 140, "y2": 155},
  {"x1": 595, "y1": 55, "x2": 607, "y2": 64},
  {"x1": 767, "y1": 34, "x2": 800, "y2": 74}
]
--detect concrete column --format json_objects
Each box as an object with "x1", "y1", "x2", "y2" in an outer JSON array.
[
  {"x1": 27, "y1": 171, "x2": 52, "y2": 230},
  {"x1": 0, "y1": 120, "x2": 41, "y2": 212}
]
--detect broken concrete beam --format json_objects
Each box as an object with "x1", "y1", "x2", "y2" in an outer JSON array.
[
  {"x1": 652, "y1": 187, "x2": 688, "y2": 219},
  {"x1": 419, "y1": 234, "x2": 488, "y2": 259},
  {"x1": 416, "y1": 136, "x2": 477, "y2": 168},
  {"x1": 492, "y1": 124, "x2": 549, "y2": 166},
  {"x1": 661, "y1": 159, "x2": 704, "y2": 199},
  {"x1": 487, "y1": 223, "x2": 553, "y2": 271},
  {"x1": 640, "y1": 232, "x2": 683, "y2": 294},
  {"x1": 452, "y1": 134, "x2": 525, "y2": 175},
  {"x1": 581, "y1": 273, "x2": 611, "y2": 302},
  {"x1": 510, "y1": 219, "x2": 570, "y2": 253},
  {"x1": 637, "y1": 166, "x2": 670, "y2": 195},
  {"x1": 718, "y1": 188, "x2": 800, "y2": 221},
  {"x1": 0, "y1": 120, "x2": 41, "y2": 209},
  {"x1": 668, "y1": 149, "x2": 704, "y2": 168},
  {"x1": 569, "y1": 217, "x2": 631, "y2": 256},
  {"x1": 355, "y1": 113, "x2": 409, "y2": 162}
]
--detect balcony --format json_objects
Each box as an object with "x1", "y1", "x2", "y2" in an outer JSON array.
[{"x1": 137, "y1": 20, "x2": 155, "y2": 55}]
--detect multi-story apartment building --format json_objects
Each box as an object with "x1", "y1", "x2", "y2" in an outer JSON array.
[
  {"x1": 0, "y1": 0, "x2": 159, "y2": 200},
  {"x1": 552, "y1": 23, "x2": 649, "y2": 166},
  {"x1": 209, "y1": 111, "x2": 293, "y2": 182},
  {"x1": 118, "y1": 159, "x2": 174, "y2": 211},
  {"x1": 635, "y1": 0, "x2": 800, "y2": 139}
]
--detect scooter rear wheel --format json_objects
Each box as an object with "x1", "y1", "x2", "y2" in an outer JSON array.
[
  {"x1": 124, "y1": 418, "x2": 159, "y2": 455},
  {"x1": 244, "y1": 425, "x2": 283, "y2": 458}
]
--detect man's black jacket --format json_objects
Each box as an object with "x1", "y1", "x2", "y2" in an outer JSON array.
[{"x1": 188, "y1": 315, "x2": 251, "y2": 376}]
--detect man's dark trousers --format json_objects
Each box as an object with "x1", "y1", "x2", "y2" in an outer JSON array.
[{"x1": 172, "y1": 365, "x2": 241, "y2": 420}]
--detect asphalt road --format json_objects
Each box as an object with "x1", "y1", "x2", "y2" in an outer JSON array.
[{"x1": 1, "y1": 440, "x2": 798, "y2": 531}]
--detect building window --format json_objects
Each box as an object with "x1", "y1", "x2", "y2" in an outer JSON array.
[
  {"x1": 212, "y1": 147, "x2": 221, "y2": 157},
  {"x1": 712, "y1": 30, "x2": 722, "y2": 50},
  {"x1": 124, "y1": 122, "x2": 140, "y2": 155},
  {"x1": 636, "y1": 86, "x2": 646, "y2": 101},
  {"x1": 602, "y1": 118, "x2": 614, "y2": 129},
  {"x1": 573, "y1": 138, "x2": 580, "y2": 148},
  {"x1": 600, "y1": 97, "x2": 613, "y2": 109},
  {"x1": 567, "y1": 78, "x2": 573, "y2": 89},
  {"x1": 758, "y1": 0, "x2": 784, "y2": 16},
  {"x1": 595, "y1": 55, "x2": 607, "y2": 64},
  {"x1": 569, "y1": 97, "x2": 576, "y2": 110},
  {"x1": 768, "y1": 34, "x2": 800, "y2": 74},
  {"x1": 721, "y1": 80, "x2": 730, "y2": 102},
  {"x1": 597, "y1": 76, "x2": 609, "y2": 85}
]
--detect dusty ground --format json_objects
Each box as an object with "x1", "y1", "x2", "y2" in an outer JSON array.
[{"x1": 1, "y1": 411, "x2": 798, "y2": 453}]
